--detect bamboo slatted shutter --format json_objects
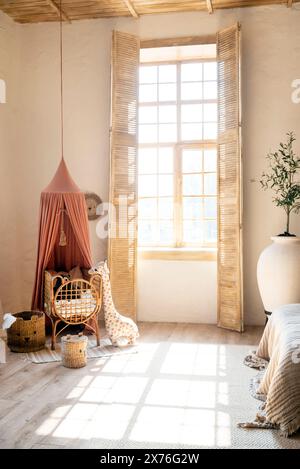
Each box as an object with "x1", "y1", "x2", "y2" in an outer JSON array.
[
  {"x1": 109, "y1": 31, "x2": 140, "y2": 321},
  {"x1": 217, "y1": 23, "x2": 243, "y2": 332}
]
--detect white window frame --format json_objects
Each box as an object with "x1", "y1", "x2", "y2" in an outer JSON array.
[{"x1": 138, "y1": 56, "x2": 218, "y2": 251}]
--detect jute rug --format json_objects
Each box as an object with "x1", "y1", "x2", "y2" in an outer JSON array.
[{"x1": 25, "y1": 337, "x2": 138, "y2": 364}]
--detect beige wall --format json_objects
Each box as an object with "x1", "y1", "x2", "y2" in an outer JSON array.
[
  {"x1": 1, "y1": 5, "x2": 300, "y2": 323},
  {"x1": 0, "y1": 12, "x2": 21, "y2": 312},
  {"x1": 16, "y1": 19, "x2": 111, "y2": 306}
]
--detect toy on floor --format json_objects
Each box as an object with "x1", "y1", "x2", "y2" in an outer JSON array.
[{"x1": 90, "y1": 261, "x2": 139, "y2": 346}]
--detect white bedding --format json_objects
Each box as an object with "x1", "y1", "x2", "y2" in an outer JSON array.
[{"x1": 55, "y1": 290, "x2": 96, "y2": 318}]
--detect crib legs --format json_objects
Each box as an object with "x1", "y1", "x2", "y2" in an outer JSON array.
[
  {"x1": 95, "y1": 319, "x2": 100, "y2": 347},
  {"x1": 49, "y1": 317, "x2": 100, "y2": 350},
  {"x1": 51, "y1": 319, "x2": 59, "y2": 351}
]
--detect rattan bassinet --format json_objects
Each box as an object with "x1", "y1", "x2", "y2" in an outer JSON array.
[{"x1": 44, "y1": 269, "x2": 102, "y2": 350}]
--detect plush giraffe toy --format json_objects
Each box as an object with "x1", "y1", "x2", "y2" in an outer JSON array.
[{"x1": 89, "y1": 261, "x2": 139, "y2": 346}]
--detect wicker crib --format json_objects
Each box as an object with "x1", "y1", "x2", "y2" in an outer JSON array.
[{"x1": 44, "y1": 269, "x2": 102, "y2": 350}]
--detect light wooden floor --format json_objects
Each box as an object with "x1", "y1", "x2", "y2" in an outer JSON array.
[{"x1": 0, "y1": 323, "x2": 266, "y2": 449}]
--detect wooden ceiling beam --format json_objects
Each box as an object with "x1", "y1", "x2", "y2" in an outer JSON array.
[
  {"x1": 123, "y1": 0, "x2": 139, "y2": 18},
  {"x1": 206, "y1": 0, "x2": 214, "y2": 14},
  {"x1": 47, "y1": 0, "x2": 71, "y2": 23},
  {"x1": 2, "y1": 0, "x2": 300, "y2": 24}
]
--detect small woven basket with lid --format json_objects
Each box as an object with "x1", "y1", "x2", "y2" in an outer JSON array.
[
  {"x1": 61, "y1": 333, "x2": 88, "y2": 368},
  {"x1": 7, "y1": 311, "x2": 45, "y2": 352}
]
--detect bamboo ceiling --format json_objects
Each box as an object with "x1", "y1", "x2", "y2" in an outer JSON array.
[{"x1": 0, "y1": 0, "x2": 299, "y2": 24}]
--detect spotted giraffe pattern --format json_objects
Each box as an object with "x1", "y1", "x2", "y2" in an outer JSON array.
[{"x1": 89, "y1": 261, "x2": 139, "y2": 346}]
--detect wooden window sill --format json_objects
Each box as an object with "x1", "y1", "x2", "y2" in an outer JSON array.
[{"x1": 138, "y1": 247, "x2": 217, "y2": 261}]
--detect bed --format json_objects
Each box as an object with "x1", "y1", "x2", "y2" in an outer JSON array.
[
  {"x1": 44, "y1": 269, "x2": 102, "y2": 350},
  {"x1": 245, "y1": 304, "x2": 300, "y2": 436}
]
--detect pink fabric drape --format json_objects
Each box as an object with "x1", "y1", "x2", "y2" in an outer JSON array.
[
  {"x1": 31, "y1": 160, "x2": 92, "y2": 311},
  {"x1": 64, "y1": 194, "x2": 92, "y2": 269},
  {"x1": 49, "y1": 213, "x2": 84, "y2": 272}
]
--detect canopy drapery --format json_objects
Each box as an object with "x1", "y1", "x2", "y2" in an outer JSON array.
[{"x1": 31, "y1": 159, "x2": 92, "y2": 311}]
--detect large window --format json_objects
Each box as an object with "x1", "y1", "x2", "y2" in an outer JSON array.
[{"x1": 138, "y1": 55, "x2": 218, "y2": 248}]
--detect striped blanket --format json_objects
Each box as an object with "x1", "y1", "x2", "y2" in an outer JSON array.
[{"x1": 244, "y1": 305, "x2": 300, "y2": 436}]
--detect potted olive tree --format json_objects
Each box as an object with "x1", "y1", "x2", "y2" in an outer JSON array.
[{"x1": 257, "y1": 132, "x2": 300, "y2": 318}]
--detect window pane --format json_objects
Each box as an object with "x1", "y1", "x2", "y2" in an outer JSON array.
[
  {"x1": 183, "y1": 197, "x2": 202, "y2": 219},
  {"x1": 182, "y1": 149, "x2": 202, "y2": 173},
  {"x1": 139, "y1": 106, "x2": 157, "y2": 124},
  {"x1": 203, "y1": 149, "x2": 217, "y2": 172},
  {"x1": 203, "y1": 62, "x2": 217, "y2": 81},
  {"x1": 139, "y1": 84, "x2": 157, "y2": 102},
  {"x1": 139, "y1": 221, "x2": 157, "y2": 244},
  {"x1": 159, "y1": 147, "x2": 173, "y2": 173},
  {"x1": 181, "y1": 123, "x2": 203, "y2": 141},
  {"x1": 159, "y1": 175, "x2": 173, "y2": 196},
  {"x1": 138, "y1": 59, "x2": 219, "y2": 248},
  {"x1": 139, "y1": 124, "x2": 157, "y2": 144},
  {"x1": 204, "y1": 173, "x2": 217, "y2": 195},
  {"x1": 181, "y1": 104, "x2": 202, "y2": 123},
  {"x1": 138, "y1": 148, "x2": 157, "y2": 174},
  {"x1": 203, "y1": 123, "x2": 218, "y2": 140},
  {"x1": 203, "y1": 81, "x2": 217, "y2": 99},
  {"x1": 139, "y1": 66, "x2": 157, "y2": 84},
  {"x1": 159, "y1": 221, "x2": 173, "y2": 244},
  {"x1": 159, "y1": 105, "x2": 177, "y2": 123},
  {"x1": 159, "y1": 65, "x2": 176, "y2": 83},
  {"x1": 181, "y1": 82, "x2": 202, "y2": 100},
  {"x1": 159, "y1": 197, "x2": 173, "y2": 219},
  {"x1": 181, "y1": 63, "x2": 202, "y2": 82},
  {"x1": 203, "y1": 103, "x2": 217, "y2": 122},
  {"x1": 204, "y1": 197, "x2": 217, "y2": 218},
  {"x1": 138, "y1": 198, "x2": 157, "y2": 219},
  {"x1": 183, "y1": 221, "x2": 203, "y2": 243},
  {"x1": 159, "y1": 83, "x2": 176, "y2": 102},
  {"x1": 159, "y1": 124, "x2": 177, "y2": 143},
  {"x1": 204, "y1": 220, "x2": 217, "y2": 243},
  {"x1": 139, "y1": 175, "x2": 158, "y2": 197},
  {"x1": 183, "y1": 174, "x2": 202, "y2": 195}
]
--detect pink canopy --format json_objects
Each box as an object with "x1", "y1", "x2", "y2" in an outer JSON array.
[{"x1": 31, "y1": 159, "x2": 92, "y2": 311}]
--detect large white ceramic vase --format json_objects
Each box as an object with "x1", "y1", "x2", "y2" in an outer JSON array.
[{"x1": 257, "y1": 236, "x2": 300, "y2": 314}]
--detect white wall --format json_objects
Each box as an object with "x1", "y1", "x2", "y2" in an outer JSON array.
[
  {"x1": 137, "y1": 259, "x2": 217, "y2": 323},
  {"x1": 1, "y1": 5, "x2": 300, "y2": 324}
]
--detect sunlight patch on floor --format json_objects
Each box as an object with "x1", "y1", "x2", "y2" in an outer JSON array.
[
  {"x1": 129, "y1": 407, "x2": 231, "y2": 447},
  {"x1": 81, "y1": 404, "x2": 136, "y2": 440},
  {"x1": 34, "y1": 343, "x2": 234, "y2": 447},
  {"x1": 217, "y1": 382, "x2": 229, "y2": 405},
  {"x1": 145, "y1": 379, "x2": 216, "y2": 409},
  {"x1": 100, "y1": 343, "x2": 159, "y2": 374},
  {"x1": 160, "y1": 344, "x2": 218, "y2": 376},
  {"x1": 80, "y1": 377, "x2": 148, "y2": 404}
]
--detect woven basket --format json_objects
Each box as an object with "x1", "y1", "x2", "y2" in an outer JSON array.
[
  {"x1": 61, "y1": 334, "x2": 88, "y2": 368},
  {"x1": 7, "y1": 311, "x2": 45, "y2": 352}
]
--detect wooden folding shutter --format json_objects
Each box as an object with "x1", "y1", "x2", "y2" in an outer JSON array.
[
  {"x1": 217, "y1": 24, "x2": 243, "y2": 332},
  {"x1": 109, "y1": 31, "x2": 140, "y2": 321}
]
